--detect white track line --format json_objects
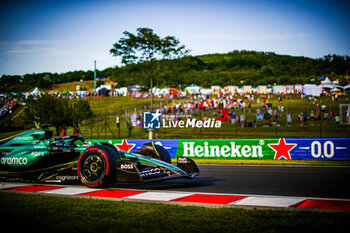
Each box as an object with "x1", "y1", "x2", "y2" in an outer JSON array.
[
  {"x1": 123, "y1": 191, "x2": 194, "y2": 201},
  {"x1": 232, "y1": 196, "x2": 306, "y2": 207},
  {"x1": 39, "y1": 187, "x2": 100, "y2": 195},
  {"x1": 0, "y1": 183, "x2": 25, "y2": 190}
]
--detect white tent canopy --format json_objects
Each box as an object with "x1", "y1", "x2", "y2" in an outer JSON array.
[
  {"x1": 319, "y1": 78, "x2": 343, "y2": 90},
  {"x1": 185, "y1": 84, "x2": 201, "y2": 94},
  {"x1": 322, "y1": 77, "x2": 332, "y2": 84},
  {"x1": 29, "y1": 87, "x2": 41, "y2": 96}
]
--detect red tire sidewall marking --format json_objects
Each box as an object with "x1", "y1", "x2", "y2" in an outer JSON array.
[{"x1": 77, "y1": 147, "x2": 110, "y2": 184}]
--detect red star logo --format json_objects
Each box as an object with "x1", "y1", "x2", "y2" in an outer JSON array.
[
  {"x1": 268, "y1": 138, "x2": 296, "y2": 160},
  {"x1": 115, "y1": 139, "x2": 135, "y2": 152}
]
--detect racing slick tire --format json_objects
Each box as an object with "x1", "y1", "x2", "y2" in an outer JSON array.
[
  {"x1": 77, "y1": 145, "x2": 119, "y2": 188},
  {"x1": 138, "y1": 142, "x2": 171, "y2": 163}
]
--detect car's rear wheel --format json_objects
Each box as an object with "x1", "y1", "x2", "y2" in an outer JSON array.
[{"x1": 77, "y1": 145, "x2": 119, "y2": 188}]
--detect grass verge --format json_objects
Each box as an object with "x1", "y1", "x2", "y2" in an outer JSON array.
[{"x1": 0, "y1": 192, "x2": 348, "y2": 233}]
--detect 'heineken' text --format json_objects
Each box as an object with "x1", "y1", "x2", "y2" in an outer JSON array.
[{"x1": 182, "y1": 142, "x2": 263, "y2": 158}]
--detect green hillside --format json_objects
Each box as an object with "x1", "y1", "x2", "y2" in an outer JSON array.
[
  {"x1": 106, "y1": 51, "x2": 350, "y2": 88},
  {"x1": 1, "y1": 51, "x2": 349, "y2": 92}
]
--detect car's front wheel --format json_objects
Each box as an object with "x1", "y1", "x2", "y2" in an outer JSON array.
[{"x1": 77, "y1": 145, "x2": 119, "y2": 188}]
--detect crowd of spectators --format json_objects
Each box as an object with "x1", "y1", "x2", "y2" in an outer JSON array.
[
  {"x1": 150, "y1": 93, "x2": 346, "y2": 128},
  {"x1": 0, "y1": 98, "x2": 18, "y2": 118}
]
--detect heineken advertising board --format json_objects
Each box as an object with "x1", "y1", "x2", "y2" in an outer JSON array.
[{"x1": 86, "y1": 138, "x2": 350, "y2": 160}]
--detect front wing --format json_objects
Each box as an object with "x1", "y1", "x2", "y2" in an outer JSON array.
[{"x1": 116, "y1": 157, "x2": 199, "y2": 183}]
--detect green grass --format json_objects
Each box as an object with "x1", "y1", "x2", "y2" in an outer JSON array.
[
  {"x1": 45, "y1": 80, "x2": 95, "y2": 92},
  {"x1": 0, "y1": 192, "x2": 348, "y2": 233},
  {"x1": 87, "y1": 96, "x2": 166, "y2": 116}
]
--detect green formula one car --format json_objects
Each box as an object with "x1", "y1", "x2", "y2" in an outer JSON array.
[{"x1": 0, "y1": 125, "x2": 199, "y2": 188}]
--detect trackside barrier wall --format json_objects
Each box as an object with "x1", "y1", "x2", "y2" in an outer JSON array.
[{"x1": 86, "y1": 138, "x2": 350, "y2": 160}]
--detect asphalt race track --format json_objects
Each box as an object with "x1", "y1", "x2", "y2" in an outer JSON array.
[{"x1": 114, "y1": 164, "x2": 350, "y2": 199}]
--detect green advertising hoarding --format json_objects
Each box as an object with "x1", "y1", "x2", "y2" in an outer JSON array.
[{"x1": 175, "y1": 139, "x2": 280, "y2": 160}]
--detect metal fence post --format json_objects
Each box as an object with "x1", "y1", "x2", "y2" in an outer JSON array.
[
  {"x1": 90, "y1": 116, "x2": 93, "y2": 139},
  {"x1": 235, "y1": 122, "x2": 238, "y2": 138},
  {"x1": 275, "y1": 121, "x2": 278, "y2": 138}
]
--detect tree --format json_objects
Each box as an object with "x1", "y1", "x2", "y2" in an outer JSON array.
[
  {"x1": 71, "y1": 98, "x2": 93, "y2": 127},
  {"x1": 24, "y1": 94, "x2": 92, "y2": 135},
  {"x1": 109, "y1": 27, "x2": 189, "y2": 110}
]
